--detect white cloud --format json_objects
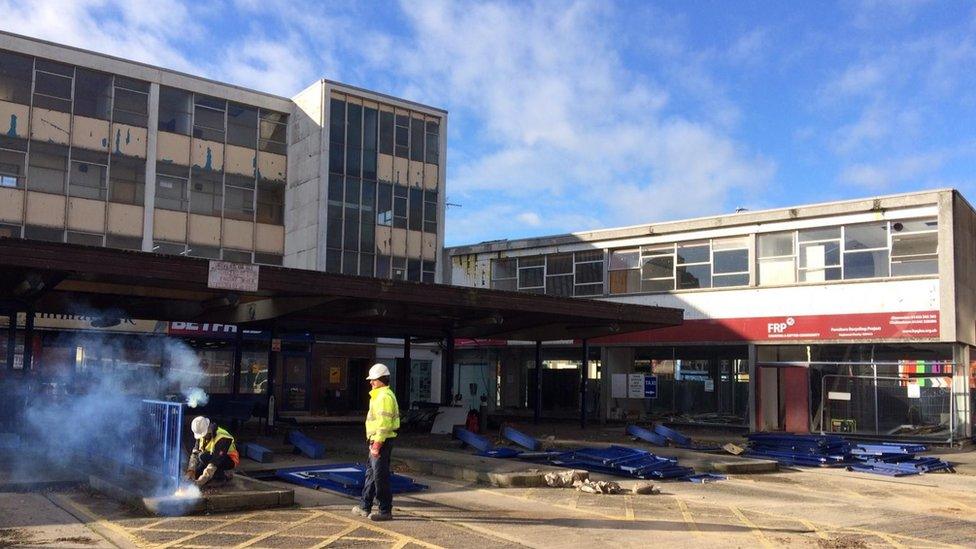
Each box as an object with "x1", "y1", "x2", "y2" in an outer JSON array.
[
  {"x1": 839, "y1": 150, "x2": 950, "y2": 189},
  {"x1": 515, "y1": 212, "x2": 542, "y2": 227}
]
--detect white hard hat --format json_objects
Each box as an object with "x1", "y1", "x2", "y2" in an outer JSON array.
[
  {"x1": 366, "y1": 363, "x2": 391, "y2": 380},
  {"x1": 191, "y1": 416, "x2": 211, "y2": 439}
]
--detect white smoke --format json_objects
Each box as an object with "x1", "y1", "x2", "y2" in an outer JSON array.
[
  {"x1": 185, "y1": 387, "x2": 209, "y2": 408},
  {"x1": 15, "y1": 324, "x2": 212, "y2": 499}
]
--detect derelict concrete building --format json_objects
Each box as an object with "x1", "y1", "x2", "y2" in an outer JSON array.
[{"x1": 447, "y1": 189, "x2": 975, "y2": 443}]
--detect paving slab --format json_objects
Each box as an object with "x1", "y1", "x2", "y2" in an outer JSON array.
[{"x1": 0, "y1": 492, "x2": 115, "y2": 548}]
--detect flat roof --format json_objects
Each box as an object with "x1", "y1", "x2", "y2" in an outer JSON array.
[
  {"x1": 0, "y1": 31, "x2": 448, "y2": 116},
  {"x1": 0, "y1": 239, "x2": 681, "y2": 341},
  {"x1": 449, "y1": 188, "x2": 954, "y2": 255}
]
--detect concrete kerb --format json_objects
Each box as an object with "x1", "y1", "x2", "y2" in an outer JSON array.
[{"x1": 88, "y1": 474, "x2": 295, "y2": 516}]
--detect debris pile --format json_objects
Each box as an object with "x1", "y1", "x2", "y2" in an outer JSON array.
[
  {"x1": 746, "y1": 434, "x2": 954, "y2": 477},
  {"x1": 745, "y1": 433, "x2": 851, "y2": 466},
  {"x1": 542, "y1": 470, "x2": 622, "y2": 494},
  {"x1": 847, "y1": 443, "x2": 954, "y2": 476},
  {"x1": 551, "y1": 445, "x2": 694, "y2": 480}
]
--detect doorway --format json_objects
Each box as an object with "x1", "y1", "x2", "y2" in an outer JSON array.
[
  {"x1": 281, "y1": 352, "x2": 310, "y2": 413},
  {"x1": 757, "y1": 365, "x2": 809, "y2": 433}
]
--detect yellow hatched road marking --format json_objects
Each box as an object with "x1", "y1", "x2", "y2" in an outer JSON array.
[
  {"x1": 799, "y1": 519, "x2": 829, "y2": 540},
  {"x1": 47, "y1": 493, "x2": 150, "y2": 549},
  {"x1": 675, "y1": 499, "x2": 701, "y2": 537},
  {"x1": 310, "y1": 508, "x2": 444, "y2": 549},
  {"x1": 741, "y1": 506, "x2": 964, "y2": 549},
  {"x1": 729, "y1": 506, "x2": 774, "y2": 549},
  {"x1": 156, "y1": 513, "x2": 258, "y2": 549},
  {"x1": 233, "y1": 510, "x2": 326, "y2": 548},
  {"x1": 308, "y1": 523, "x2": 360, "y2": 549}
]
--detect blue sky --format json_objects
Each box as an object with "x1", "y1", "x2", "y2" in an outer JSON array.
[{"x1": 3, "y1": 0, "x2": 975, "y2": 246}]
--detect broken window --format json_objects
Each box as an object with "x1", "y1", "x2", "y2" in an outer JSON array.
[
  {"x1": 256, "y1": 180, "x2": 284, "y2": 225},
  {"x1": 410, "y1": 116, "x2": 424, "y2": 162},
  {"x1": 193, "y1": 95, "x2": 226, "y2": 142},
  {"x1": 68, "y1": 149, "x2": 108, "y2": 200},
  {"x1": 73, "y1": 69, "x2": 113, "y2": 120},
  {"x1": 155, "y1": 174, "x2": 188, "y2": 211},
  {"x1": 491, "y1": 258, "x2": 517, "y2": 290},
  {"x1": 27, "y1": 142, "x2": 68, "y2": 194},
  {"x1": 258, "y1": 110, "x2": 287, "y2": 155},
  {"x1": 394, "y1": 113, "x2": 409, "y2": 158},
  {"x1": 890, "y1": 218, "x2": 938, "y2": 276},
  {"x1": 423, "y1": 190, "x2": 437, "y2": 234},
  {"x1": 363, "y1": 106, "x2": 377, "y2": 181},
  {"x1": 408, "y1": 187, "x2": 423, "y2": 231},
  {"x1": 798, "y1": 227, "x2": 841, "y2": 282},
  {"x1": 393, "y1": 185, "x2": 407, "y2": 229},
  {"x1": 377, "y1": 182, "x2": 393, "y2": 226},
  {"x1": 108, "y1": 155, "x2": 145, "y2": 205},
  {"x1": 227, "y1": 103, "x2": 258, "y2": 148},
  {"x1": 223, "y1": 173, "x2": 255, "y2": 221},
  {"x1": 0, "y1": 51, "x2": 33, "y2": 104},
  {"x1": 346, "y1": 102, "x2": 362, "y2": 178},
  {"x1": 0, "y1": 148, "x2": 26, "y2": 188},
  {"x1": 379, "y1": 110, "x2": 394, "y2": 156},
  {"x1": 189, "y1": 167, "x2": 222, "y2": 216},
  {"x1": 222, "y1": 249, "x2": 251, "y2": 263},
  {"x1": 425, "y1": 120, "x2": 439, "y2": 165},
  {"x1": 158, "y1": 86, "x2": 192, "y2": 135},
  {"x1": 608, "y1": 249, "x2": 640, "y2": 294},
  {"x1": 112, "y1": 77, "x2": 149, "y2": 127},
  {"x1": 33, "y1": 59, "x2": 73, "y2": 112}
]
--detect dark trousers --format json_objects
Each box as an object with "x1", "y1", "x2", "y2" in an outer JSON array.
[
  {"x1": 360, "y1": 439, "x2": 394, "y2": 514},
  {"x1": 195, "y1": 452, "x2": 235, "y2": 479}
]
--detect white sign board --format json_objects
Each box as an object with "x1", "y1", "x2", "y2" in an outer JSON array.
[
  {"x1": 704, "y1": 379, "x2": 715, "y2": 392},
  {"x1": 828, "y1": 391, "x2": 852, "y2": 401},
  {"x1": 628, "y1": 374, "x2": 646, "y2": 398},
  {"x1": 907, "y1": 384, "x2": 921, "y2": 399},
  {"x1": 208, "y1": 261, "x2": 259, "y2": 292},
  {"x1": 611, "y1": 374, "x2": 628, "y2": 399}
]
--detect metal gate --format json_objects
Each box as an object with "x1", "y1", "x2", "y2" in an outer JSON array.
[{"x1": 137, "y1": 399, "x2": 185, "y2": 491}]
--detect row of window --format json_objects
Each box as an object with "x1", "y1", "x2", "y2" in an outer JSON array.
[
  {"x1": 158, "y1": 87, "x2": 287, "y2": 155},
  {"x1": 152, "y1": 240, "x2": 282, "y2": 265},
  {"x1": 0, "y1": 223, "x2": 285, "y2": 265},
  {"x1": 488, "y1": 218, "x2": 940, "y2": 296},
  {"x1": 1, "y1": 51, "x2": 149, "y2": 126},
  {"x1": 0, "y1": 223, "x2": 142, "y2": 250},
  {"x1": 156, "y1": 162, "x2": 284, "y2": 225},
  {"x1": 328, "y1": 98, "x2": 439, "y2": 183},
  {"x1": 0, "y1": 141, "x2": 145, "y2": 205},
  {"x1": 324, "y1": 246, "x2": 437, "y2": 282},
  {"x1": 491, "y1": 250, "x2": 604, "y2": 296}
]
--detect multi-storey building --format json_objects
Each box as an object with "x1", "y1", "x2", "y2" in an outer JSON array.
[
  {"x1": 447, "y1": 189, "x2": 975, "y2": 443},
  {"x1": 0, "y1": 31, "x2": 447, "y2": 417}
]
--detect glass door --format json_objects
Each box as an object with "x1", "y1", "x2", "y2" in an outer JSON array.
[{"x1": 281, "y1": 353, "x2": 310, "y2": 412}]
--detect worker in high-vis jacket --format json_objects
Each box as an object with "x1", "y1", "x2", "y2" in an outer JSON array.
[
  {"x1": 186, "y1": 416, "x2": 239, "y2": 487},
  {"x1": 352, "y1": 363, "x2": 400, "y2": 521}
]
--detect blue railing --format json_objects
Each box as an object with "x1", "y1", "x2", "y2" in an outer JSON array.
[{"x1": 137, "y1": 399, "x2": 185, "y2": 492}]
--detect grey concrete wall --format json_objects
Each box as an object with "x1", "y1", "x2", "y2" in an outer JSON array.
[
  {"x1": 284, "y1": 81, "x2": 324, "y2": 270},
  {"x1": 951, "y1": 191, "x2": 976, "y2": 346}
]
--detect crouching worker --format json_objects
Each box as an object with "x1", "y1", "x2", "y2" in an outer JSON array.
[
  {"x1": 186, "y1": 416, "x2": 239, "y2": 487},
  {"x1": 352, "y1": 363, "x2": 400, "y2": 521}
]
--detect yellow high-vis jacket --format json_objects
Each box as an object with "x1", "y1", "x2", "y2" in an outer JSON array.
[{"x1": 365, "y1": 385, "x2": 400, "y2": 443}]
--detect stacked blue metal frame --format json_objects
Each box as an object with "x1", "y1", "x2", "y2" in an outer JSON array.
[
  {"x1": 747, "y1": 434, "x2": 954, "y2": 476},
  {"x1": 745, "y1": 433, "x2": 852, "y2": 466},
  {"x1": 501, "y1": 426, "x2": 542, "y2": 451},
  {"x1": 551, "y1": 446, "x2": 694, "y2": 479},
  {"x1": 275, "y1": 464, "x2": 428, "y2": 496}
]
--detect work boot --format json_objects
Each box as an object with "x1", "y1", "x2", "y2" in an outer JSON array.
[
  {"x1": 351, "y1": 506, "x2": 370, "y2": 517},
  {"x1": 369, "y1": 511, "x2": 393, "y2": 522}
]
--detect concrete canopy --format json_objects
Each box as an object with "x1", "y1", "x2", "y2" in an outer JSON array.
[{"x1": 0, "y1": 239, "x2": 682, "y2": 341}]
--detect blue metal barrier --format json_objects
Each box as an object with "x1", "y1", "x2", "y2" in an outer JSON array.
[{"x1": 138, "y1": 399, "x2": 185, "y2": 491}]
